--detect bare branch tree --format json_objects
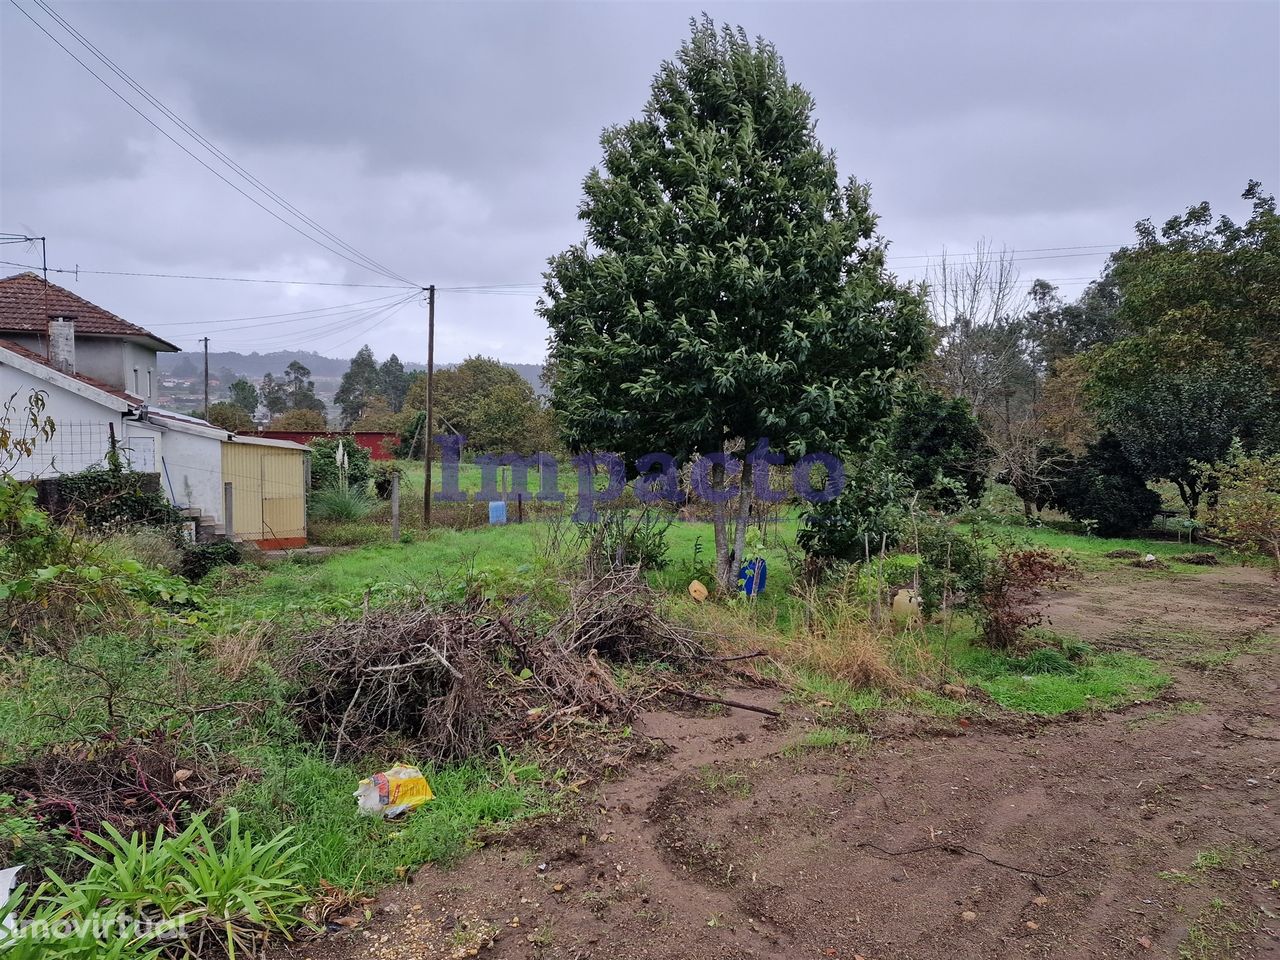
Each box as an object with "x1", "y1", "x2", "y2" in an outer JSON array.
[{"x1": 927, "y1": 242, "x2": 1036, "y2": 440}]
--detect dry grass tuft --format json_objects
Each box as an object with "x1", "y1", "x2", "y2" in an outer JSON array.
[
  {"x1": 677, "y1": 567, "x2": 932, "y2": 695},
  {"x1": 204, "y1": 622, "x2": 272, "y2": 683}
]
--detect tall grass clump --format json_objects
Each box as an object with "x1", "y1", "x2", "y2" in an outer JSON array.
[{"x1": 309, "y1": 483, "x2": 374, "y2": 522}]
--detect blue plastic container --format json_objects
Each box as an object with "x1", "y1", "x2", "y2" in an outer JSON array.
[
  {"x1": 738, "y1": 557, "x2": 767, "y2": 597},
  {"x1": 488, "y1": 500, "x2": 507, "y2": 525}
]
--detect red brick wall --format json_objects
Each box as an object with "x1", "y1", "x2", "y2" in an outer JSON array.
[{"x1": 252, "y1": 431, "x2": 398, "y2": 460}]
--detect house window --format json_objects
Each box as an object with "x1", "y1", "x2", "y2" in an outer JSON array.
[
  {"x1": 133, "y1": 368, "x2": 139, "y2": 394},
  {"x1": 147, "y1": 370, "x2": 152, "y2": 398}
]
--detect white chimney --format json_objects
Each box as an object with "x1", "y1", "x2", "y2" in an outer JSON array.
[{"x1": 48, "y1": 317, "x2": 76, "y2": 375}]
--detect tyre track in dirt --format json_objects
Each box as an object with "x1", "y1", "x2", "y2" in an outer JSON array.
[{"x1": 284, "y1": 566, "x2": 1280, "y2": 960}]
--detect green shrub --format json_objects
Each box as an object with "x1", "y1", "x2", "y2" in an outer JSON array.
[
  {"x1": 581, "y1": 508, "x2": 672, "y2": 571},
  {"x1": 371, "y1": 462, "x2": 402, "y2": 500},
  {"x1": 307, "y1": 437, "x2": 372, "y2": 491},
  {"x1": 0, "y1": 480, "x2": 203, "y2": 643},
  {"x1": 916, "y1": 521, "x2": 987, "y2": 616},
  {"x1": 1203, "y1": 446, "x2": 1280, "y2": 571},
  {"x1": 309, "y1": 483, "x2": 374, "y2": 522},
  {"x1": 1054, "y1": 432, "x2": 1161, "y2": 536},
  {"x1": 887, "y1": 387, "x2": 991, "y2": 511},
  {"x1": 3, "y1": 810, "x2": 310, "y2": 959},
  {"x1": 798, "y1": 443, "x2": 910, "y2": 565},
  {"x1": 50, "y1": 469, "x2": 183, "y2": 531},
  {"x1": 179, "y1": 540, "x2": 241, "y2": 581}
]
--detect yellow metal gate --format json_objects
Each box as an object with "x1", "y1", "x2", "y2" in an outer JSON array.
[{"x1": 220, "y1": 441, "x2": 307, "y2": 547}]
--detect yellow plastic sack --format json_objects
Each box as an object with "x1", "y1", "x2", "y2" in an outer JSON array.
[{"x1": 354, "y1": 765, "x2": 434, "y2": 818}]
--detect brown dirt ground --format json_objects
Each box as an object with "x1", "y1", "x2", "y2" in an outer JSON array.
[{"x1": 282, "y1": 565, "x2": 1280, "y2": 960}]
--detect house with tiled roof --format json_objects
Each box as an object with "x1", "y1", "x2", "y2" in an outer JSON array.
[
  {"x1": 0, "y1": 274, "x2": 309, "y2": 548},
  {"x1": 0, "y1": 271, "x2": 179, "y2": 401}
]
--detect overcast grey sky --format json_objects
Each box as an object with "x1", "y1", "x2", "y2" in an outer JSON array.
[{"x1": 1, "y1": 1, "x2": 1277, "y2": 365}]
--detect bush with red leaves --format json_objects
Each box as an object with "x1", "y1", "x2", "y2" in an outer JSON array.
[{"x1": 976, "y1": 547, "x2": 1074, "y2": 649}]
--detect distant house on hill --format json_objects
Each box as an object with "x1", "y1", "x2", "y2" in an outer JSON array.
[{"x1": 0, "y1": 273, "x2": 310, "y2": 548}]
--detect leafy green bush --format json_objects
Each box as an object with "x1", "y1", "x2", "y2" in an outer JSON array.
[
  {"x1": 915, "y1": 521, "x2": 987, "y2": 616},
  {"x1": 309, "y1": 483, "x2": 374, "y2": 522},
  {"x1": 178, "y1": 541, "x2": 241, "y2": 581},
  {"x1": 50, "y1": 469, "x2": 183, "y2": 531},
  {"x1": 0, "y1": 479, "x2": 203, "y2": 643},
  {"x1": 371, "y1": 461, "x2": 402, "y2": 499},
  {"x1": 2, "y1": 810, "x2": 309, "y2": 959},
  {"x1": 1203, "y1": 446, "x2": 1280, "y2": 571},
  {"x1": 887, "y1": 387, "x2": 991, "y2": 511},
  {"x1": 581, "y1": 509, "x2": 673, "y2": 571},
  {"x1": 798, "y1": 444, "x2": 911, "y2": 565},
  {"x1": 307, "y1": 437, "x2": 371, "y2": 491},
  {"x1": 1055, "y1": 432, "x2": 1161, "y2": 536}
]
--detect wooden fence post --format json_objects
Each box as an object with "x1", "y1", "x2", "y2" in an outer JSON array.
[{"x1": 390, "y1": 471, "x2": 401, "y2": 542}]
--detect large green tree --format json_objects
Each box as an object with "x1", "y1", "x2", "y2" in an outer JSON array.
[
  {"x1": 539, "y1": 17, "x2": 929, "y2": 588},
  {"x1": 259, "y1": 372, "x2": 288, "y2": 416},
  {"x1": 379, "y1": 355, "x2": 410, "y2": 413},
  {"x1": 228, "y1": 378, "x2": 259, "y2": 417},
  {"x1": 1086, "y1": 182, "x2": 1280, "y2": 515},
  {"x1": 335, "y1": 345, "x2": 382, "y2": 426},
  {"x1": 406, "y1": 355, "x2": 549, "y2": 454},
  {"x1": 282, "y1": 360, "x2": 327, "y2": 417}
]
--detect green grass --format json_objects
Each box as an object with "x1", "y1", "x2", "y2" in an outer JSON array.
[
  {"x1": 790, "y1": 669, "x2": 890, "y2": 715},
  {"x1": 973, "y1": 523, "x2": 1226, "y2": 573},
  {"x1": 787, "y1": 726, "x2": 872, "y2": 754},
  {"x1": 228, "y1": 745, "x2": 547, "y2": 890},
  {"x1": 961, "y1": 649, "x2": 1168, "y2": 715},
  {"x1": 946, "y1": 624, "x2": 1170, "y2": 716},
  {"x1": 698, "y1": 768, "x2": 753, "y2": 799}
]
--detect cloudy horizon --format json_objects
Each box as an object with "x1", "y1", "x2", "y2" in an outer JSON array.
[{"x1": 2, "y1": 0, "x2": 1277, "y2": 366}]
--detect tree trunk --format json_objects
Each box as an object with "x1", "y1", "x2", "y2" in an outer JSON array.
[
  {"x1": 710, "y1": 457, "x2": 733, "y2": 592},
  {"x1": 1173, "y1": 478, "x2": 1196, "y2": 519},
  {"x1": 732, "y1": 458, "x2": 754, "y2": 582}
]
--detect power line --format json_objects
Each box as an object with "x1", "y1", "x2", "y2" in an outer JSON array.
[
  {"x1": 8, "y1": 0, "x2": 419, "y2": 287},
  {"x1": 146, "y1": 293, "x2": 411, "y2": 330},
  {"x1": 28, "y1": 0, "x2": 416, "y2": 288},
  {"x1": 886, "y1": 243, "x2": 1124, "y2": 263},
  {"x1": 205, "y1": 291, "x2": 421, "y2": 350},
  {"x1": 0, "y1": 258, "x2": 413, "y2": 289}
]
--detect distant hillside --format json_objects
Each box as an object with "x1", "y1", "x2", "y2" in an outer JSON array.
[{"x1": 159, "y1": 350, "x2": 545, "y2": 396}]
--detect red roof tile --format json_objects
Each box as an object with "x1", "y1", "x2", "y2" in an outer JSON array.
[
  {"x1": 0, "y1": 272, "x2": 179, "y2": 351},
  {"x1": 0, "y1": 336, "x2": 137, "y2": 405}
]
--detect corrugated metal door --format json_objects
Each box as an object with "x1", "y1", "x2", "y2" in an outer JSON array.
[
  {"x1": 260, "y1": 449, "x2": 306, "y2": 544},
  {"x1": 221, "y1": 442, "x2": 263, "y2": 539}
]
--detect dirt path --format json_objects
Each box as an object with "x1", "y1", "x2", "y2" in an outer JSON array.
[{"x1": 287, "y1": 566, "x2": 1280, "y2": 960}]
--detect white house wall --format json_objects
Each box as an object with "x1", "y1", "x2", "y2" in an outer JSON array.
[
  {"x1": 159, "y1": 428, "x2": 224, "y2": 523},
  {"x1": 0, "y1": 364, "x2": 125, "y2": 478}
]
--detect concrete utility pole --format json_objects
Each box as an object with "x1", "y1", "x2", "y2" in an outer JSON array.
[
  {"x1": 201, "y1": 337, "x2": 210, "y2": 419},
  {"x1": 423, "y1": 285, "x2": 436, "y2": 528}
]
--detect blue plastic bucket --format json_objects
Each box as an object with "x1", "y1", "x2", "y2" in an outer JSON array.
[
  {"x1": 738, "y1": 557, "x2": 767, "y2": 596},
  {"x1": 488, "y1": 500, "x2": 507, "y2": 525}
]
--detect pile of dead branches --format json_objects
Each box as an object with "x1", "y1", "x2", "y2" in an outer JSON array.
[
  {"x1": 289, "y1": 569, "x2": 708, "y2": 762},
  {"x1": 0, "y1": 730, "x2": 232, "y2": 847}
]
